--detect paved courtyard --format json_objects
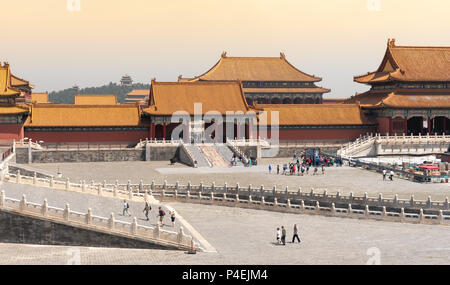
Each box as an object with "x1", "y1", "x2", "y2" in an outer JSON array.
[
  {"x1": 28, "y1": 160, "x2": 450, "y2": 200},
  {"x1": 1, "y1": 160, "x2": 449, "y2": 264},
  {"x1": 0, "y1": 199, "x2": 449, "y2": 265}
]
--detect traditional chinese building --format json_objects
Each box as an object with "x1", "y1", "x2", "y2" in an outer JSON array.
[
  {"x1": 120, "y1": 74, "x2": 133, "y2": 86},
  {"x1": 257, "y1": 104, "x2": 376, "y2": 141},
  {"x1": 0, "y1": 62, "x2": 31, "y2": 140},
  {"x1": 142, "y1": 80, "x2": 255, "y2": 142},
  {"x1": 346, "y1": 39, "x2": 450, "y2": 135},
  {"x1": 179, "y1": 52, "x2": 330, "y2": 105},
  {"x1": 74, "y1": 94, "x2": 118, "y2": 105},
  {"x1": 31, "y1": 92, "x2": 50, "y2": 104},
  {"x1": 125, "y1": 89, "x2": 149, "y2": 105}
]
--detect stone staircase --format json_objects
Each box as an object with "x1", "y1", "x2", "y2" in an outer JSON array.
[
  {"x1": 184, "y1": 144, "x2": 211, "y2": 167},
  {"x1": 214, "y1": 144, "x2": 244, "y2": 166},
  {"x1": 198, "y1": 145, "x2": 228, "y2": 167}
]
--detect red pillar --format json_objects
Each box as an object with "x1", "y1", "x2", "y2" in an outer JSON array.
[
  {"x1": 444, "y1": 118, "x2": 447, "y2": 134},
  {"x1": 388, "y1": 117, "x2": 393, "y2": 135},
  {"x1": 403, "y1": 117, "x2": 408, "y2": 134},
  {"x1": 236, "y1": 123, "x2": 241, "y2": 139},
  {"x1": 163, "y1": 123, "x2": 167, "y2": 140},
  {"x1": 151, "y1": 123, "x2": 155, "y2": 140}
]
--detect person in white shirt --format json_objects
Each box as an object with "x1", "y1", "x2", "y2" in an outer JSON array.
[
  {"x1": 382, "y1": 169, "x2": 387, "y2": 180},
  {"x1": 389, "y1": 170, "x2": 394, "y2": 181}
]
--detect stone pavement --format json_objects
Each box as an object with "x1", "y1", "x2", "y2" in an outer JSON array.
[
  {"x1": 0, "y1": 182, "x2": 188, "y2": 236},
  {"x1": 1, "y1": 201, "x2": 450, "y2": 264},
  {"x1": 28, "y1": 161, "x2": 450, "y2": 200}
]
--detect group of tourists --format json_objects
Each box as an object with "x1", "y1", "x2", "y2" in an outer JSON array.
[
  {"x1": 122, "y1": 200, "x2": 176, "y2": 227},
  {"x1": 382, "y1": 169, "x2": 395, "y2": 181},
  {"x1": 268, "y1": 152, "x2": 344, "y2": 176},
  {"x1": 276, "y1": 224, "x2": 301, "y2": 245}
]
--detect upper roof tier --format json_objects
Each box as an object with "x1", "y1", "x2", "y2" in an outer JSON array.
[
  {"x1": 354, "y1": 39, "x2": 450, "y2": 84},
  {"x1": 185, "y1": 52, "x2": 322, "y2": 82},
  {"x1": 143, "y1": 80, "x2": 251, "y2": 116},
  {"x1": 0, "y1": 62, "x2": 21, "y2": 96},
  {"x1": 74, "y1": 94, "x2": 117, "y2": 105}
]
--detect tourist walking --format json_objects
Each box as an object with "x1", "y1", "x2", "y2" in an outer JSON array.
[
  {"x1": 170, "y1": 211, "x2": 176, "y2": 227},
  {"x1": 281, "y1": 226, "x2": 286, "y2": 245},
  {"x1": 313, "y1": 166, "x2": 318, "y2": 175},
  {"x1": 123, "y1": 200, "x2": 131, "y2": 216},
  {"x1": 277, "y1": 164, "x2": 280, "y2": 175},
  {"x1": 276, "y1": 227, "x2": 281, "y2": 244},
  {"x1": 321, "y1": 164, "x2": 325, "y2": 175},
  {"x1": 389, "y1": 170, "x2": 394, "y2": 181},
  {"x1": 143, "y1": 202, "x2": 151, "y2": 221},
  {"x1": 383, "y1": 169, "x2": 387, "y2": 180},
  {"x1": 292, "y1": 224, "x2": 301, "y2": 243},
  {"x1": 157, "y1": 206, "x2": 166, "y2": 226},
  {"x1": 269, "y1": 164, "x2": 272, "y2": 174}
]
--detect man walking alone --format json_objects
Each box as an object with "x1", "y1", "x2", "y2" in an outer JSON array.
[
  {"x1": 292, "y1": 224, "x2": 301, "y2": 243},
  {"x1": 281, "y1": 226, "x2": 286, "y2": 245}
]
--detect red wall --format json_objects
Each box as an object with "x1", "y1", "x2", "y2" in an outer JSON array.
[
  {"x1": 377, "y1": 117, "x2": 390, "y2": 134},
  {"x1": 25, "y1": 130, "x2": 149, "y2": 144},
  {"x1": 261, "y1": 127, "x2": 377, "y2": 141},
  {"x1": 0, "y1": 124, "x2": 24, "y2": 141}
]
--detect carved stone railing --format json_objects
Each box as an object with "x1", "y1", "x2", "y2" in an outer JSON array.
[
  {"x1": 5, "y1": 171, "x2": 450, "y2": 225},
  {"x1": 0, "y1": 191, "x2": 198, "y2": 251}
]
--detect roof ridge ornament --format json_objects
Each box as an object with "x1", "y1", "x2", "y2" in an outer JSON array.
[
  {"x1": 388, "y1": 38, "x2": 396, "y2": 47},
  {"x1": 221, "y1": 51, "x2": 227, "y2": 58}
]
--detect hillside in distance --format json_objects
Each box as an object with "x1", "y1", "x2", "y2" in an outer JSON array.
[{"x1": 49, "y1": 82, "x2": 150, "y2": 104}]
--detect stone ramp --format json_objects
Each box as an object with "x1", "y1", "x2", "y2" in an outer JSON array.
[
  {"x1": 214, "y1": 144, "x2": 244, "y2": 166},
  {"x1": 0, "y1": 183, "x2": 199, "y2": 251},
  {"x1": 184, "y1": 144, "x2": 211, "y2": 167},
  {"x1": 199, "y1": 145, "x2": 228, "y2": 167}
]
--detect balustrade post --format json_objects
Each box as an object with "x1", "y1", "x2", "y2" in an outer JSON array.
[
  {"x1": 64, "y1": 203, "x2": 70, "y2": 221},
  {"x1": 113, "y1": 185, "x2": 118, "y2": 197},
  {"x1": 175, "y1": 181, "x2": 179, "y2": 191},
  {"x1": 427, "y1": 196, "x2": 432, "y2": 208},
  {"x1": 153, "y1": 224, "x2": 161, "y2": 239},
  {"x1": 115, "y1": 180, "x2": 119, "y2": 189},
  {"x1": 139, "y1": 180, "x2": 143, "y2": 193},
  {"x1": 0, "y1": 191, "x2": 4, "y2": 208},
  {"x1": 347, "y1": 204, "x2": 352, "y2": 216},
  {"x1": 186, "y1": 190, "x2": 190, "y2": 200},
  {"x1": 127, "y1": 180, "x2": 131, "y2": 192},
  {"x1": 273, "y1": 197, "x2": 278, "y2": 207},
  {"x1": 41, "y1": 199, "x2": 48, "y2": 216},
  {"x1": 131, "y1": 217, "x2": 138, "y2": 235},
  {"x1": 323, "y1": 189, "x2": 327, "y2": 199},
  {"x1": 187, "y1": 181, "x2": 191, "y2": 191},
  {"x1": 336, "y1": 190, "x2": 340, "y2": 200},
  {"x1": 16, "y1": 170, "x2": 21, "y2": 184},
  {"x1": 378, "y1": 193, "x2": 383, "y2": 205},
  {"x1": 236, "y1": 182, "x2": 239, "y2": 192},
  {"x1": 177, "y1": 226, "x2": 184, "y2": 244},
  {"x1": 315, "y1": 201, "x2": 320, "y2": 213},
  {"x1": 223, "y1": 182, "x2": 227, "y2": 192},
  {"x1": 364, "y1": 205, "x2": 370, "y2": 217},
  {"x1": 298, "y1": 187, "x2": 302, "y2": 198},
  {"x1": 330, "y1": 203, "x2": 336, "y2": 215},
  {"x1": 103, "y1": 180, "x2": 106, "y2": 188},
  {"x1": 49, "y1": 176, "x2": 54, "y2": 188},
  {"x1": 81, "y1": 180, "x2": 86, "y2": 193},
  {"x1": 109, "y1": 213, "x2": 115, "y2": 229},
  {"x1": 286, "y1": 199, "x2": 291, "y2": 208},
  {"x1": 300, "y1": 200, "x2": 305, "y2": 212},
  {"x1": 129, "y1": 187, "x2": 133, "y2": 200},
  {"x1": 33, "y1": 172, "x2": 37, "y2": 185},
  {"x1": 20, "y1": 194, "x2": 26, "y2": 211},
  {"x1": 310, "y1": 188, "x2": 315, "y2": 198},
  {"x1": 438, "y1": 210, "x2": 444, "y2": 224},
  {"x1": 97, "y1": 185, "x2": 103, "y2": 196},
  {"x1": 248, "y1": 195, "x2": 252, "y2": 204},
  {"x1": 410, "y1": 195, "x2": 415, "y2": 207},
  {"x1": 174, "y1": 189, "x2": 178, "y2": 200},
  {"x1": 211, "y1": 181, "x2": 215, "y2": 191},
  {"x1": 86, "y1": 208, "x2": 92, "y2": 224},
  {"x1": 419, "y1": 209, "x2": 424, "y2": 223},
  {"x1": 400, "y1": 208, "x2": 405, "y2": 222},
  {"x1": 210, "y1": 192, "x2": 214, "y2": 204},
  {"x1": 363, "y1": 192, "x2": 368, "y2": 204},
  {"x1": 260, "y1": 196, "x2": 265, "y2": 209},
  {"x1": 65, "y1": 178, "x2": 70, "y2": 191},
  {"x1": 349, "y1": 192, "x2": 353, "y2": 203},
  {"x1": 445, "y1": 197, "x2": 449, "y2": 210},
  {"x1": 235, "y1": 194, "x2": 240, "y2": 204},
  {"x1": 163, "y1": 180, "x2": 167, "y2": 191}
]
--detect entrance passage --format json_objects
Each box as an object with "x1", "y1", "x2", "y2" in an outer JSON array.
[{"x1": 407, "y1": 117, "x2": 425, "y2": 135}]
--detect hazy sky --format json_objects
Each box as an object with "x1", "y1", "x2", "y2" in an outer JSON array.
[{"x1": 1, "y1": 0, "x2": 449, "y2": 98}]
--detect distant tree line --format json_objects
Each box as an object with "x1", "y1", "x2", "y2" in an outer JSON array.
[{"x1": 48, "y1": 82, "x2": 150, "y2": 104}]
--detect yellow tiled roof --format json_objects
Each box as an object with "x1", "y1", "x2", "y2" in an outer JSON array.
[
  {"x1": 74, "y1": 94, "x2": 117, "y2": 105},
  {"x1": 31, "y1": 92, "x2": 50, "y2": 104},
  {"x1": 257, "y1": 104, "x2": 373, "y2": 126},
  {"x1": 189, "y1": 53, "x2": 322, "y2": 82},
  {"x1": 25, "y1": 105, "x2": 141, "y2": 127},
  {"x1": 0, "y1": 105, "x2": 29, "y2": 114},
  {"x1": 0, "y1": 63, "x2": 21, "y2": 96},
  {"x1": 143, "y1": 81, "x2": 251, "y2": 115},
  {"x1": 355, "y1": 39, "x2": 450, "y2": 83}
]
